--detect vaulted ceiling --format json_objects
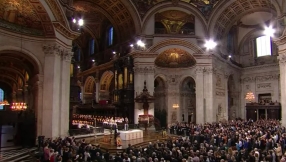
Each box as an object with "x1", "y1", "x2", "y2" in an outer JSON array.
[
  {"x1": 0, "y1": 0, "x2": 54, "y2": 37},
  {"x1": 72, "y1": 0, "x2": 136, "y2": 41},
  {"x1": 0, "y1": 52, "x2": 39, "y2": 92}
]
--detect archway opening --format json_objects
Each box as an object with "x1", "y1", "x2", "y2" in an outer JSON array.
[
  {"x1": 154, "y1": 76, "x2": 167, "y2": 128},
  {"x1": 0, "y1": 51, "x2": 40, "y2": 147},
  {"x1": 180, "y1": 77, "x2": 196, "y2": 124}
]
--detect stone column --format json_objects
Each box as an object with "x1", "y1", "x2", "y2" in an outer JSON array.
[
  {"x1": 204, "y1": 67, "x2": 215, "y2": 123},
  {"x1": 278, "y1": 53, "x2": 286, "y2": 126},
  {"x1": 59, "y1": 51, "x2": 73, "y2": 137},
  {"x1": 195, "y1": 67, "x2": 205, "y2": 124},
  {"x1": 33, "y1": 78, "x2": 44, "y2": 137},
  {"x1": 42, "y1": 44, "x2": 63, "y2": 138},
  {"x1": 95, "y1": 81, "x2": 99, "y2": 103}
]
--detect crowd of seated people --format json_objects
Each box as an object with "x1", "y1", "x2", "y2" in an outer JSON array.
[{"x1": 37, "y1": 119, "x2": 286, "y2": 162}]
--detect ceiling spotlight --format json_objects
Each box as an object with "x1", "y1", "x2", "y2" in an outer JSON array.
[
  {"x1": 137, "y1": 40, "x2": 145, "y2": 47},
  {"x1": 264, "y1": 26, "x2": 275, "y2": 37},
  {"x1": 78, "y1": 19, "x2": 84, "y2": 26},
  {"x1": 72, "y1": 18, "x2": 77, "y2": 24},
  {"x1": 204, "y1": 39, "x2": 217, "y2": 50}
]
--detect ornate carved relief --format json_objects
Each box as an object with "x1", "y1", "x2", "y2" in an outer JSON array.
[
  {"x1": 216, "y1": 91, "x2": 225, "y2": 96},
  {"x1": 216, "y1": 75, "x2": 222, "y2": 87},
  {"x1": 167, "y1": 75, "x2": 182, "y2": 85},
  {"x1": 42, "y1": 44, "x2": 73, "y2": 61},
  {"x1": 133, "y1": 66, "x2": 155, "y2": 74},
  {"x1": 278, "y1": 53, "x2": 286, "y2": 65},
  {"x1": 257, "y1": 83, "x2": 271, "y2": 89},
  {"x1": 256, "y1": 75, "x2": 279, "y2": 82}
]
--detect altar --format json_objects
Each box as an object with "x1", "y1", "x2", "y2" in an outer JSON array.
[{"x1": 119, "y1": 129, "x2": 143, "y2": 141}]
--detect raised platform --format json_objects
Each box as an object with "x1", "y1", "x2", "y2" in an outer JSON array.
[{"x1": 119, "y1": 129, "x2": 143, "y2": 141}]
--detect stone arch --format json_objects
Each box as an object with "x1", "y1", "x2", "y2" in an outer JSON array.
[
  {"x1": 142, "y1": 2, "x2": 207, "y2": 35},
  {"x1": 209, "y1": 0, "x2": 280, "y2": 40},
  {"x1": 154, "y1": 75, "x2": 167, "y2": 127},
  {"x1": 148, "y1": 39, "x2": 204, "y2": 54},
  {"x1": 84, "y1": 76, "x2": 95, "y2": 94},
  {"x1": 179, "y1": 76, "x2": 196, "y2": 123},
  {"x1": 100, "y1": 71, "x2": 114, "y2": 91},
  {"x1": 0, "y1": 46, "x2": 43, "y2": 75}
]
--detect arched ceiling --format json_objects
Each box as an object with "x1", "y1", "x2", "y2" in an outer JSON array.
[
  {"x1": 0, "y1": 0, "x2": 55, "y2": 37},
  {"x1": 0, "y1": 52, "x2": 39, "y2": 91},
  {"x1": 155, "y1": 48, "x2": 196, "y2": 68},
  {"x1": 131, "y1": 0, "x2": 220, "y2": 19},
  {"x1": 213, "y1": 0, "x2": 275, "y2": 39},
  {"x1": 73, "y1": 0, "x2": 136, "y2": 41}
]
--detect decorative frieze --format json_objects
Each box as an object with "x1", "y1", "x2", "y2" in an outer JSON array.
[
  {"x1": 257, "y1": 83, "x2": 271, "y2": 89},
  {"x1": 195, "y1": 66, "x2": 216, "y2": 74},
  {"x1": 255, "y1": 75, "x2": 279, "y2": 82},
  {"x1": 216, "y1": 91, "x2": 225, "y2": 96},
  {"x1": 278, "y1": 53, "x2": 286, "y2": 65},
  {"x1": 242, "y1": 74, "x2": 279, "y2": 83},
  {"x1": 133, "y1": 66, "x2": 155, "y2": 74}
]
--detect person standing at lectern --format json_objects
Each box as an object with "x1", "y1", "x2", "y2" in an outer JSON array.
[{"x1": 124, "y1": 117, "x2": 129, "y2": 131}]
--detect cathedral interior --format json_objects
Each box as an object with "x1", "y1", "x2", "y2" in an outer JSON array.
[{"x1": 0, "y1": 0, "x2": 286, "y2": 141}]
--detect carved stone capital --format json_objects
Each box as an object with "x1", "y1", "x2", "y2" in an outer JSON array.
[
  {"x1": 63, "y1": 51, "x2": 73, "y2": 61},
  {"x1": 278, "y1": 53, "x2": 286, "y2": 65},
  {"x1": 204, "y1": 67, "x2": 216, "y2": 74},
  {"x1": 133, "y1": 66, "x2": 155, "y2": 74},
  {"x1": 195, "y1": 66, "x2": 205, "y2": 74},
  {"x1": 42, "y1": 44, "x2": 63, "y2": 56}
]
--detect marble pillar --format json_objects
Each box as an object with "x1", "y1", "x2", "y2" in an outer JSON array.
[
  {"x1": 278, "y1": 53, "x2": 286, "y2": 126},
  {"x1": 195, "y1": 67, "x2": 205, "y2": 124},
  {"x1": 204, "y1": 67, "x2": 215, "y2": 123},
  {"x1": 60, "y1": 51, "x2": 72, "y2": 137},
  {"x1": 42, "y1": 44, "x2": 72, "y2": 138}
]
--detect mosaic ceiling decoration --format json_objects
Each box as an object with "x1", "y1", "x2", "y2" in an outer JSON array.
[
  {"x1": 131, "y1": 0, "x2": 220, "y2": 19},
  {"x1": 0, "y1": 0, "x2": 54, "y2": 36},
  {"x1": 155, "y1": 48, "x2": 196, "y2": 68},
  {"x1": 73, "y1": 0, "x2": 135, "y2": 41}
]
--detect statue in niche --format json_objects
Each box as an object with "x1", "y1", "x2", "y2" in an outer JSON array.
[
  {"x1": 216, "y1": 75, "x2": 222, "y2": 87},
  {"x1": 171, "y1": 111, "x2": 177, "y2": 121},
  {"x1": 217, "y1": 103, "x2": 225, "y2": 121}
]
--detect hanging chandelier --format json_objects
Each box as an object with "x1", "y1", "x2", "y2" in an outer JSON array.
[
  {"x1": 10, "y1": 102, "x2": 27, "y2": 111},
  {"x1": 245, "y1": 92, "x2": 255, "y2": 102},
  {"x1": 0, "y1": 100, "x2": 10, "y2": 105},
  {"x1": 172, "y1": 104, "x2": 179, "y2": 109}
]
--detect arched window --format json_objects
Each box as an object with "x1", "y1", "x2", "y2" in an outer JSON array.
[
  {"x1": 108, "y1": 27, "x2": 114, "y2": 46},
  {"x1": 256, "y1": 36, "x2": 272, "y2": 57},
  {"x1": 0, "y1": 88, "x2": 4, "y2": 110},
  {"x1": 89, "y1": 38, "x2": 95, "y2": 55}
]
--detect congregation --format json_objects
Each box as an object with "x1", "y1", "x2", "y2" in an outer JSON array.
[{"x1": 37, "y1": 119, "x2": 286, "y2": 162}]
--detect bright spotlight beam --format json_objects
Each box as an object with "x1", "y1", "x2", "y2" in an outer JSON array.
[
  {"x1": 264, "y1": 26, "x2": 275, "y2": 37},
  {"x1": 204, "y1": 39, "x2": 217, "y2": 50}
]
